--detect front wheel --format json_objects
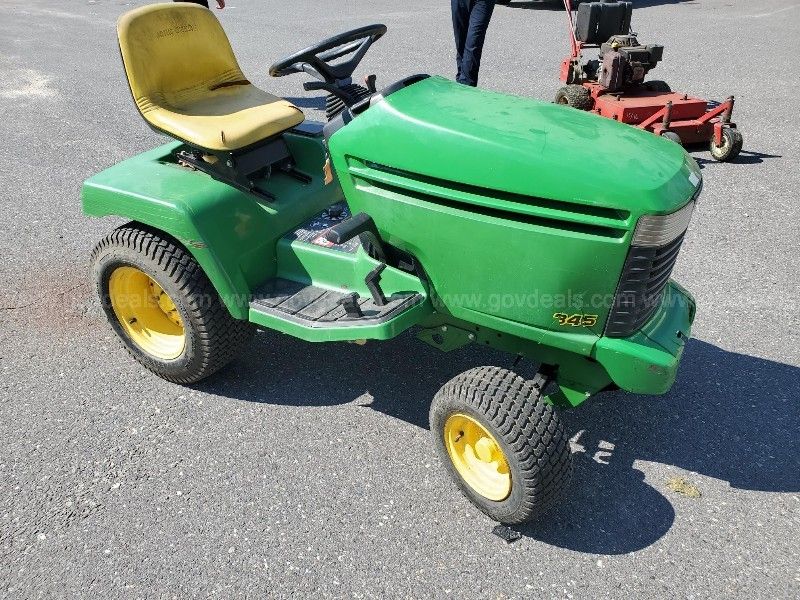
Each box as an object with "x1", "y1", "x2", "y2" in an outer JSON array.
[
  {"x1": 91, "y1": 225, "x2": 254, "y2": 384},
  {"x1": 430, "y1": 366, "x2": 572, "y2": 524},
  {"x1": 710, "y1": 127, "x2": 743, "y2": 162}
]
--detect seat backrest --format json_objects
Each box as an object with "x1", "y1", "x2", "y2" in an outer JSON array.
[
  {"x1": 118, "y1": 3, "x2": 246, "y2": 115},
  {"x1": 575, "y1": 1, "x2": 633, "y2": 44}
]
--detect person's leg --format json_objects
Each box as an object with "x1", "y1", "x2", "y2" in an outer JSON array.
[
  {"x1": 460, "y1": 0, "x2": 495, "y2": 86},
  {"x1": 451, "y1": 0, "x2": 471, "y2": 84}
]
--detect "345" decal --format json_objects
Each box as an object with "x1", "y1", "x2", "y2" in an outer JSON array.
[{"x1": 553, "y1": 313, "x2": 598, "y2": 327}]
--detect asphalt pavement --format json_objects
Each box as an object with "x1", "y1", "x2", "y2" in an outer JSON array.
[{"x1": 1, "y1": 0, "x2": 798, "y2": 598}]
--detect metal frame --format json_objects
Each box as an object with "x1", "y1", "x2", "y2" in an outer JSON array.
[{"x1": 176, "y1": 136, "x2": 312, "y2": 202}]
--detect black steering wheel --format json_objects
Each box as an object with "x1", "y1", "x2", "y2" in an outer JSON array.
[{"x1": 269, "y1": 24, "x2": 387, "y2": 83}]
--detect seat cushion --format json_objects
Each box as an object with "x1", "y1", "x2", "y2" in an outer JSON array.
[
  {"x1": 143, "y1": 82, "x2": 304, "y2": 151},
  {"x1": 118, "y1": 3, "x2": 304, "y2": 152}
]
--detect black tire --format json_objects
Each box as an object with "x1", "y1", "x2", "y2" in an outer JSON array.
[
  {"x1": 555, "y1": 85, "x2": 592, "y2": 110},
  {"x1": 430, "y1": 366, "x2": 571, "y2": 524},
  {"x1": 661, "y1": 131, "x2": 682, "y2": 144},
  {"x1": 644, "y1": 80, "x2": 672, "y2": 93},
  {"x1": 91, "y1": 224, "x2": 255, "y2": 384},
  {"x1": 709, "y1": 127, "x2": 743, "y2": 162}
]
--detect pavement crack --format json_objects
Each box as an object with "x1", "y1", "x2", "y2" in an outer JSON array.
[{"x1": 0, "y1": 282, "x2": 89, "y2": 311}]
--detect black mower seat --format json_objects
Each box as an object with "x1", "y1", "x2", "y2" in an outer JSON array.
[
  {"x1": 117, "y1": 3, "x2": 304, "y2": 152},
  {"x1": 575, "y1": 1, "x2": 633, "y2": 44}
]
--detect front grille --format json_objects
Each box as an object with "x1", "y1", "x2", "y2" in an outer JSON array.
[{"x1": 605, "y1": 232, "x2": 685, "y2": 337}]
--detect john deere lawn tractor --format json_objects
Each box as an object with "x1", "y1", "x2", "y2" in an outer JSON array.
[{"x1": 84, "y1": 4, "x2": 700, "y2": 525}]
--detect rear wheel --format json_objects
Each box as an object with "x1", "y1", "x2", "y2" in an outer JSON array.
[
  {"x1": 555, "y1": 85, "x2": 592, "y2": 110},
  {"x1": 430, "y1": 366, "x2": 572, "y2": 524},
  {"x1": 91, "y1": 225, "x2": 254, "y2": 384},
  {"x1": 710, "y1": 127, "x2": 743, "y2": 162}
]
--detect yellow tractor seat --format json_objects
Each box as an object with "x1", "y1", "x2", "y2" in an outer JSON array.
[{"x1": 118, "y1": 3, "x2": 304, "y2": 152}]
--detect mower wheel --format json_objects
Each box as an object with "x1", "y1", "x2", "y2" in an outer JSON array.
[
  {"x1": 555, "y1": 85, "x2": 592, "y2": 111},
  {"x1": 644, "y1": 80, "x2": 672, "y2": 93},
  {"x1": 91, "y1": 224, "x2": 255, "y2": 384},
  {"x1": 661, "y1": 131, "x2": 682, "y2": 144},
  {"x1": 710, "y1": 127, "x2": 743, "y2": 162},
  {"x1": 430, "y1": 366, "x2": 571, "y2": 524}
]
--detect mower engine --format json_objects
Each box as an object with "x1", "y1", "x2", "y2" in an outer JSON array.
[
  {"x1": 598, "y1": 34, "x2": 663, "y2": 91},
  {"x1": 566, "y1": 0, "x2": 664, "y2": 91}
]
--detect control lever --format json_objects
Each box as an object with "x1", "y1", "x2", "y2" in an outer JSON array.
[
  {"x1": 324, "y1": 212, "x2": 387, "y2": 262},
  {"x1": 364, "y1": 263, "x2": 387, "y2": 306}
]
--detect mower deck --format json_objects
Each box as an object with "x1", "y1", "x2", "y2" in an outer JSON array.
[
  {"x1": 591, "y1": 87, "x2": 733, "y2": 144},
  {"x1": 593, "y1": 91, "x2": 706, "y2": 122}
]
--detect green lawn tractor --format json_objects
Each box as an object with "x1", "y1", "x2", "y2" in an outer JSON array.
[{"x1": 83, "y1": 4, "x2": 700, "y2": 525}]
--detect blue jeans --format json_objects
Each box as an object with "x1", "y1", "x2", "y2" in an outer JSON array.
[{"x1": 451, "y1": 0, "x2": 496, "y2": 86}]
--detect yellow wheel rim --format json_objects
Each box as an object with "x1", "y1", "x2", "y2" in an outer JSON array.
[
  {"x1": 444, "y1": 413, "x2": 511, "y2": 501},
  {"x1": 108, "y1": 266, "x2": 185, "y2": 360}
]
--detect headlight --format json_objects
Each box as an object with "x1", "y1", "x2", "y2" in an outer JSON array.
[{"x1": 632, "y1": 200, "x2": 695, "y2": 247}]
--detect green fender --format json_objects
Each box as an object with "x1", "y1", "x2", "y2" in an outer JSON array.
[{"x1": 81, "y1": 134, "x2": 342, "y2": 318}]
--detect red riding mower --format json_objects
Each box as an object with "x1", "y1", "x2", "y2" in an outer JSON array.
[{"x1": 556, "y1": 0, "x2": 742, "y2": 162}]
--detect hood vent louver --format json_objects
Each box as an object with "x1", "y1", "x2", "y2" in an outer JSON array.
[{"x1": 346, "y1": 159, "x2": 630, "y2": 239}]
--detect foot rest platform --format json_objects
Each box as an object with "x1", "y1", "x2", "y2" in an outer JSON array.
[{"x1": 250, "y1": 278, "x2": 422, "y2": 328}]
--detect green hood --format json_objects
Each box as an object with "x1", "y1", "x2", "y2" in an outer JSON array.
[{"x1": 330, "y1": 76, "x2": 700, "y2": 215}]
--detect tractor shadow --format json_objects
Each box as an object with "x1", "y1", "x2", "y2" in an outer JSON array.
[
  {"x1": 196, "y1": 328, "x2": 514, "y2": 429},
  {"x1": 521, "y1": 339, "x2": 799, "y2": 553},
  {"x1": 199, "y1": 334, "x2": 799, "y2": 555}
]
